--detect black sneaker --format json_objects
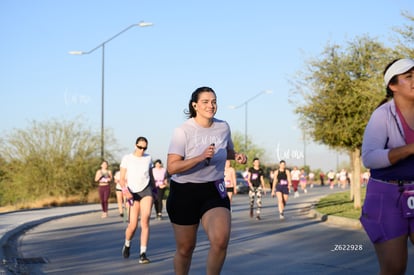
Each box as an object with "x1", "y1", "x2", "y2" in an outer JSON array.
[
  {"x1": 139, "y1": 253, "x2": 150, "y2": 264},
  {"x1": 122, "y1": 245, "x2": 130, "y2": 259},
  {"x1": 256, "y1": 215, "x2": 261, "y2": 220},
  {"x1": 249, "y1": 208, "x2": 253, "y2": 218}
]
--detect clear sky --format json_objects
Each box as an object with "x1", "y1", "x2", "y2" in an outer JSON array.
[{"x1": 1, "y1": 0, "x2": 413, "y2": 171}]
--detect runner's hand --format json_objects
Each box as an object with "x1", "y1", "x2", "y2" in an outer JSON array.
[{"x1": 235, "y1": 153, "x2": 247, "y2": 164}]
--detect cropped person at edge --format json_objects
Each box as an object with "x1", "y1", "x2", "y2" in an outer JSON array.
[{"x1": 361, "y1": 58, "x2": 414, "y2": 275}]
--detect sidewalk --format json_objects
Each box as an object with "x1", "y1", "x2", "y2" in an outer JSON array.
[{"x1": 0, "y1": 203, "x2": 111, "y2": 274}]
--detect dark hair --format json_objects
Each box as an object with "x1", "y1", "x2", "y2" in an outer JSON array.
[
  {"x1": 185, "y1": 86, "x2": 216, "y2": 118},
  {"x1": 279, "y1": 160, "x2": 285, "y2": 164},
  {"x1": 135, "y1": 136, "x2": 148, "y2": 145},
  {"x1": 253, "y1": 157, "x2": 259, "y2": 162},
  {"x1": 154, "y1": 159, "x2": 162, "y2": 165},
  {"x1": 377, "y1": 59, "x2": 401, "y2": 108}
]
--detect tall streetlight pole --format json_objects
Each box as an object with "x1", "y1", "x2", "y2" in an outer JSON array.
[
  {"x1": 229, "y1": 90, "x2": 272, "y2": 151},
  {"x1": 69, "y1": 21, "x2": 153, "y2": 160},
  {"x1": 302, "y1": 130, "x2": 307, "y2": 167}
]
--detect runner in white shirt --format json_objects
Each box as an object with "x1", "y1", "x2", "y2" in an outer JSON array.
[{"x1": 120, "y1": 136, "x2": 153, "y2": 264}]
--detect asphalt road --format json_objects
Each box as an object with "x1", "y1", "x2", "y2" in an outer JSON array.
[{"x1": 3, "y1": 186, "x2": 414, "y2": 274}]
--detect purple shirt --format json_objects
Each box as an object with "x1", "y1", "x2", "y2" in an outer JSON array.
[{"x1": 362, "y1": 99, "x2": 414, "y2": 180}]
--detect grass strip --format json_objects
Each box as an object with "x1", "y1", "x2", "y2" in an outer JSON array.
[{"x1": 315, "y1": 187, "x2": 366, "y2": 220}]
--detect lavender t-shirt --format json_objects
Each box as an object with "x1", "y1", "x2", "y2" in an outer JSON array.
[{"x1": 168, "y1": 118, "x2": 234, "y2": 184}]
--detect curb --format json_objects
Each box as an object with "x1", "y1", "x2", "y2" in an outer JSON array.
[
  {"x1": 307, "y1": 208, "x2": 362, "y2": 229},
  {"x1": 0, "y1": 206, "x2": 110, "y2": 275}
]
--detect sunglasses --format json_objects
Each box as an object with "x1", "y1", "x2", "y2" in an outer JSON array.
[{"x1": 136, "y1": 145, "x2": 147, "y2": 150}]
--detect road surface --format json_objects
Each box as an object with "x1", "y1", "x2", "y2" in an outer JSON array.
[{"x1": 2, "y1": 185, "x2": 414, "y2": 274}]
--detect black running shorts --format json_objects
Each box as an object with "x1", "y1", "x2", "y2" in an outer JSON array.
[{"x1": 167, "y1": 180, "x2": 230, "y2": 225}]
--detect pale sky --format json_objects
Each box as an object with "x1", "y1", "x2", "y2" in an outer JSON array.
[{"x1": 1, "y1": 0, "x2": 413, "y2": 171}]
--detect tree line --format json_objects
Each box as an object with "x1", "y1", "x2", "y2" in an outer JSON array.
[{"x1": 0, "y1": 118, "x2": 120, "y2": 207}]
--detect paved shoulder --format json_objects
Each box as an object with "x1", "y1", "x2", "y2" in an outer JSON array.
[{"x1": 0, "y1": 204, "x2": 104, "y2": 274}]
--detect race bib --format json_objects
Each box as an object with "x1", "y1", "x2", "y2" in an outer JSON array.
[
  {"x1": 402, "y1": 190, "x2": 414, "y2": 218},
  {"x1": 280, "y1": 179, "x2": 288, "y2": 185},
  {"x1": 214, "y1": 179, "x2": 227, "y2": 199}
]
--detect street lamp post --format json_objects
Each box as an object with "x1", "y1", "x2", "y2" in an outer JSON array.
[
  {"x1": 303, "y1": 130, "x2": 307, "y2": 167},
  {"x1": 230, "y1": 90, "x2": 272, "y2": 151},
  {"x1": 69, "y1": 21, "x2": 153, "y2": 160}
]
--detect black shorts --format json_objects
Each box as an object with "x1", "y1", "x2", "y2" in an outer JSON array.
[
  {"x1": 167, "y1": 180, "x2": 230, "y2": 225},
  {"x1": 276, "y1": 184, "x2": 289, "y2": 195},
  {"x1": 129, "y1": 185, "x2": 152, "y2": 201},
  {"x1": 226, "y1": 187, "x2": 234, "y2": 193}
]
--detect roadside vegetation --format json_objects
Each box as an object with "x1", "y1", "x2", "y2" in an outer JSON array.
[
  {"x1": 0, "y1": 189, "x2": 113, "y2": 213},
  {"x1": 0, "y1": 117, "x2": 122, "y2": 211},
  {"x1": 315, "y1": 187, "x2": 367, "y2": 220}
]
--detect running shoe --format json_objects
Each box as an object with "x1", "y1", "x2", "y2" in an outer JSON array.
[
  {"x1": 122, "y1": 245, "x2": 130, "y2": 259},
  {"x1": 249, "y1": 208, "x2": 253, "y2": 218},
  {"x1": 279, "y1": 212, "x2": 285, "y2": 219},
  {"x1": 139, "y1": 253, "x2": 150, "y2": 264},
  {"x1": 256, "y1": 215, "x2": 261, "y2": 220}
]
